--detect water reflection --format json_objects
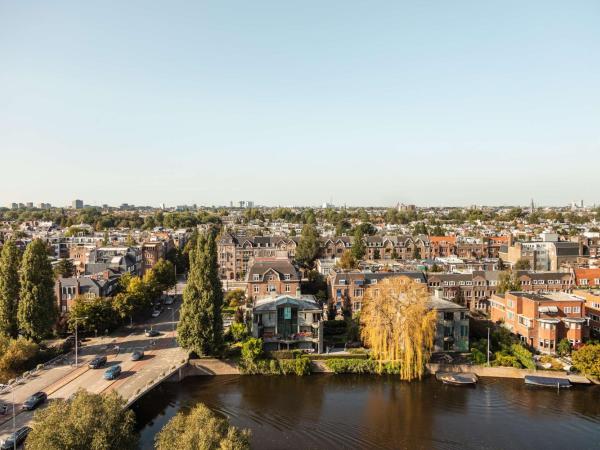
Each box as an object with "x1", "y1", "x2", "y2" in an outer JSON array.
[{"x1": 134, "y1": 375, "x2": 600, "y2": 450}]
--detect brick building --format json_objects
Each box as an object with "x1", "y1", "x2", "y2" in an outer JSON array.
[
  {"x1": 246, "y1": 257, "x2": 301, "y2": 301},
  {"x1": 490, "y1": 291, "x2": 588, "y2": 353}
]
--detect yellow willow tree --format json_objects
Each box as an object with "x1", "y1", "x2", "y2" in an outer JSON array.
[{"x1": 360, "y1": 276, "x2": 437, "y2": 381}]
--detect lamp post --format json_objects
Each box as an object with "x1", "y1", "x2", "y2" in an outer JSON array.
[
  {"x1": 74, "y1": 316, "x2": 88, "y2": 367},
  {"x1": 12, "y1": 387, "x2": 15, "y2": 450}
]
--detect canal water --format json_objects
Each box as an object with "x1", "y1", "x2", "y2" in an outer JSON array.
[{"x1": 133, "y1": 374, "x2": 600, "y2": 449}]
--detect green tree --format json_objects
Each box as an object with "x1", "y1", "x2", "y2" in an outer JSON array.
[
  {"x1": 514, "y1": 258, "x2": 531, "y2": 270},
  {"x1": 351, "y1": 228, "x2": 366, "y2": 260},
  {"x1": 155, "y1": 403, "x2": 250, "y2": 450},
  {"x1": 0, "y1": 239, "x2": 21, "y2": 337},
  {"x1": 151, "y1": 258, "x2": 177, "y2": 292},
  {"x1": 336, "y1": 250, "x2": 357, "y2": 270},
  {"x1": 68, "y1": 296, "x2": 120, "y2": 335},
  {"x1": 54, "y1": 258, "x2": 75, "y2": 278},
  {"x1": 572, "y1": 344, "x2": 600, "y2": 377},
  {"x1": 224, "y1": 289, "x2": 246, "y2": 307},
  {"x1": 295, "y1": 224, "x2": 320, "y2": 266},
  {"x1": 178, "y1": 231, "x2": 224, "y2": 356},
  {"x1": 112, "y1": 275, "x2": 153, "y2": 323},
  {"x1": 556, "y1": 338, "x2": 572, "y2": 357},
  {"x1": 0, "y1": 336, "x2": 39, "y2": 383},
  {"x1": 26, "y1": 390, "x2": 138, "y2": 450},
  {"x1": 497, "y1": 270, "x2": 522, "y2": 294},
  {"x1": 18, "y1": 239, "x2": 57, "y2": 340}
]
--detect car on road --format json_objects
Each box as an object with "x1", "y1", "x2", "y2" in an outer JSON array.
[
  {"x1": 151, "y1": 309, "x2": 161, "y2": 318},
  {"x1": 145, "y1": 329, "x2": 160, "y2": 337},
  {"x1": 22, "y1": 392, "x2": 47, "y2": 411},
  {"x1": 164, "y1": 296, "x2": 174, "y2": 305},
  {"x1": 131, "y1": 350, "x2": 144, "y2": 361},
  {"x1": 1, "y1": 426, "x2": 31, "y2": 450},
  {"x1": 103, "y1": 365, "x2": 122, "y2": 380},
  {"x1": 88, "y1": 355, "x2": 108, "y2": 369}
]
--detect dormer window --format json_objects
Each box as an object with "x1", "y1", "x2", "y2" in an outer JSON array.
[
  {"x1": 253, "y1": 274, "x2": 260, "y2": 281},
  {"x1": 284, "y1": 274, "x2": 291, "y2": 281}
]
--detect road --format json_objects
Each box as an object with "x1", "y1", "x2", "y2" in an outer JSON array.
[{"x1": 0, "y1": 279, "x2": 188, "y2": 442}]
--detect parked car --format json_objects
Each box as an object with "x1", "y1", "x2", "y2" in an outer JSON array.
[
  {"x1": 88, "y1": 356, "x2": 107, "y2": 369},
  {"x1": 104, "y1": 365, "x2": 122, "y2": 380},
  {"x1": 145, "y1": 329, "x2": 160, "y2": 337},
  {"x1": 151, "y1": 309, "x2": 161, "y2": 318},
  {"x1": 1, "y1": 426, "x2": 31, "y2": 450},
  {"x1": 22, "y1": 392, "x2": 47, "y2": 411},
  {"x1": 131, "y1": 350, "x2": 144, "y2": 361},
  {"x1": 164, "y1": 296, "x2": 174, "y2": 305}
]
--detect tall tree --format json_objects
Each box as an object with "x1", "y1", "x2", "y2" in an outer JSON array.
[
  {"x1": 295, "y1": 224, "x2": 319, "y2": 266},
  {"x1": 152, "y1": 258, "x2": 177, "y2": 292},
  {"x1": 351, "y1": 228, "x2": 366, "y2": 260},
  {"x1": 53, "y1": 258, "x2": 75, "y2": 278},
  {"x1": 178, "y1": 231, "x2": 224, "y2": 356},
  {"x1": 497, "y1": 270, "x2": 522, "y2": 294},
  {"x1": 18, "y1": 239, "x2": 57, "y2": 340},
  {"x1": 0, "y1": 239, "x2": 21, "y2": 337}
]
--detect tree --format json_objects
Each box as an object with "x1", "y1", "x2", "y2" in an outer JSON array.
[
  {"x1": 54, "y1": 258, "x2": 75, "y2": 278},
  {"x1": 351, "y1": 228, "x2": 366, "y2": 261},
  {"x1": 68, "y1": 296, "x2": 120, "y2": 335},
  {"x1": 514, "y1": 258, "x2": 531, "y2": 270},
  {"x1": 497, "y1": 270, "x2": 522, "y2": 294},
  {"x1": 178, "y1": 231, "x2": 224, "y2": 356},
  {"x1": 18, "y1": 239, "x2": 57, "y2": 340},
  {"x1": 295, "y1": 224, "x2": 320, "y2": 266},
  {"x1": 0, "y1": 336, "x2": 39, "y2": 383},
  {"x1": 151, "y1": 258, "x2": 177, "y2": 292},
  {"x1": 241, "y1": 337, "x2": 263, "y2": 362},
  {"x1": 0, "y1": 239, "x2": 20, "y2": 337},
  {"x1": 360, "y1": 276, "x2": 437, "y2": 381},
  {"x1": 155, "y1": 403, "x2": 250, "y2": 450},
  {"x1": 26, "y1": 390, "x2": 138, "y2": 450},
  {"x1": 224, "y1": 289, "x2": 246, "y2": 308},
  {"x1": 556, "y1": 338, "x2": 572, "y2": 357},
  {"x1": 572, "y1": 344, "x2": 600, "y2": 377},
  {"x1": 336, "y1": 250, "x2": 357, "y2": 270},
  {"x1": 113, "y1": 275, "x2": 153, "y2": 323}
]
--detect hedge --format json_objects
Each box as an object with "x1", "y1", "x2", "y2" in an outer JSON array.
[
  {"x1": 324, "y1": 358, "x2": 400, "y2": 375},
  {"x1": 239, "y1": 356, "x2": 311, "y2": 376}
]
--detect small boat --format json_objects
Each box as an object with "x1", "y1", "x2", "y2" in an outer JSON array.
[
  {"x1": 524, "y1": 375, "x2": 571, "y2": 388},
  {"x1": 436, "y1": 372, "x2": 478, "y2": 386}
]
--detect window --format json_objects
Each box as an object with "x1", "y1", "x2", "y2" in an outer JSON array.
[
  {"x1": 285, "y1": 284, "x2": 291, "y2": 293},
  {"x1": 268, "y1": 284, "x2": 276, "y2": 292},
  {"x1": 507, "y1": 299, "x2": 514, "y2": 308},
  {"x1": 573, "y1": 306, "x2": 580, "y2": 314},
  {"x1": 564, "y1": 306, "x2": 572, "y2": 314},
  {"x1": 253, "y1": 285, "x2": 259, "y2": 293},
  {"x1": 284, "y1": 274, "x2": 291, "y2": 281},
  {"x1": 581, "y1": 279, "x2": 588, "y2": 285},
  {"x1": 253, "y1": 274, "x2": 260, "y2": 281},
  {"x1": 460, "y1": 325, "x2": 468, "y2": 337}
]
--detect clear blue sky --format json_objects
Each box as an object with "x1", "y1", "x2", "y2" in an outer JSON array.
[{"x1": 1, "y1": 1, "x2": 599, "y2": 207}]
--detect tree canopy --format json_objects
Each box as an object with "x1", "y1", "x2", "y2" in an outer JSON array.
[
  {"x1": 155, "y1": 403, "x2": 250, "y2": 450},
  {"x1": 295, "y1": 224, "x2": 320, "y2": 266},
  {"x1": 18, "y1": 239, "x2": 57, "y2": 340},
  {"x1": 26, "y1": 390, "x2": 138, "y2": 450},
  {"x1": 0, "y1": 239, "x2": 21, "y2": 337}
]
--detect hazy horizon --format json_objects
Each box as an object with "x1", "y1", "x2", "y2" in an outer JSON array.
[{"x1": 1, "y1": 1, "x2": 599, "y2": 207}]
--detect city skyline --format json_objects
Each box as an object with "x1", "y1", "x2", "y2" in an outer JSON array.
[{"x1": 1, "y1": 1, "x2": 599, "y2": 206}]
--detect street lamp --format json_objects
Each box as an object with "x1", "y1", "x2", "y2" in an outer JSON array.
[{"x1": 74, "y1": 316, "x2": 88, "y2": 367}]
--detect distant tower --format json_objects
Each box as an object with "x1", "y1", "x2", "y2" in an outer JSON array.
[{"x1": 530, "y1": 198, "x2": 535, "y2": 214}]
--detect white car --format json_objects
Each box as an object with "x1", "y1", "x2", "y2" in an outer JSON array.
[{"x1": 151, "y1": 309, "x2": 161, "y2": 318}]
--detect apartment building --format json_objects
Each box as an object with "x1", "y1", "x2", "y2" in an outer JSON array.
[
  {"x1": 85, "y1": 246, "x2": 142, "y2": 276},
  {"x1": 427, "y1": 271, "x2": 500, "y2": 311},
  {"x1": 55, "y1": 271, "x2": 120, "y2": 314},
  {"x1": 573, "y1": 268, "x2": 600, "y2": 288},
  {"x1": 428, "y1": 290, "x2": 470, "y2": 352},
  {"x1": 218, "y1": 233, "x2": 299, "y2": 280},
  {"x1": 490, "y1": 291, "x2": 588, "y2": 353},
  {"x1": 499, "y1": 239, "x2": 580, "y2": 271},
  {"x1": 141, "y1": 240, "x2": 170, "y2": 274},
  {"x1": 573, "y1": 289, "x2": 600, "y2": 338},
  {"x1": 246, "y1": 257, "x2": 301, "y2": 301},
  {"x1": 517, "y1": 271, "x2": 574, "y2": 293},
  {"x1": 328, "y1": 270, "x2": 427, "y2": 312}
]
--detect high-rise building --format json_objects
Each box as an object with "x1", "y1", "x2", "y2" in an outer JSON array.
[{"x1": 72, "y1": 199, "x2": 84, "y2": 209}]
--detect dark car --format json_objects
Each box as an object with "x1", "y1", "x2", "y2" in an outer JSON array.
[
  {"x1": 22, "y1": 392, "x2": 47, "y2": 411},
  {"x1": 131, "y1": 350, "x2": 144, "y2": 361},
  {"x1": 1, "y1": 426, "x2": 31, "y2": 450},
  {"x1": 145, "y1": 329, "x2": 160, "y2": 337},
  {"x1": 88, "y1": 355, "x2": 107, "y2": 369},
  {"x1": 104, "y1": 365, "x2": 121, "y2": 380}
]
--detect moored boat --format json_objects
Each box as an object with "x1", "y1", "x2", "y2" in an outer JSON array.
[
  {"x1": 524, "y1": 375, "x2": 571, "y2": 388},
  {"x1": 435, "y1": 372, "x2": 478, "y2": 386}
]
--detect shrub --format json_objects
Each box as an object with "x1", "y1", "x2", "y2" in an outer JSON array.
[
  {"x1": 325, "y1": 358, "x2": 378, "y2": 374},
  {"x1": 470, "y1": 348, "x2": 487, "y2": 365},
  {"x1": 556, "y1": 338, "x2": 572, "y2": 357},
  {"x1": 241, "y1": 338, "x2": 263, "y2": 362},
  {"x1": 229, "y1": 323, "x2": 247, "y2": 343},
  {"x1": 510, "y1": 344, "x2": 535, "y2": 370},
  {"x1": 491, "y1": 353, "x2": 521, "y2": 368},
  {"x1": 572, "y1": 344, "x2": 600, "y2": 377},
  {"x1": 239, "y1": 356, "x2": 311, "y2": 376}
]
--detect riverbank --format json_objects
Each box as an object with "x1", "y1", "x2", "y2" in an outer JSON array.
[{"x1": 179, "y1": 358, "x2": 595, "y2": 383}]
